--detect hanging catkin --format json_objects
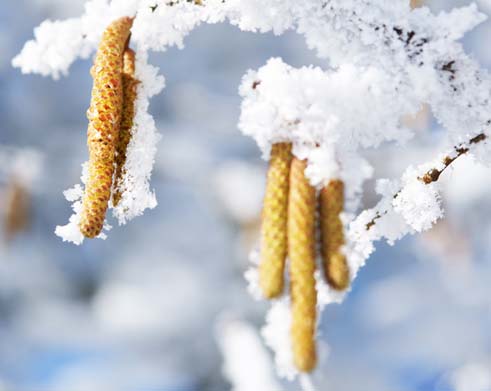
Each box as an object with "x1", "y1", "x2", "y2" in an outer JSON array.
[
  {"x1": 112, "y1": 48, "x2": 138, "y2": 207},
  {"x1": 319, "y1": 180, "x2": 350, "y2": 291},
  {"x1": 79, "y1": 17, "x2": 133, "y2": 238},
  {"x1": 259, "y1": 142, "x2": 293, "y2": 298},
  {"x1": 288, "y1": 157, "x2": 317, "y2": 372}
]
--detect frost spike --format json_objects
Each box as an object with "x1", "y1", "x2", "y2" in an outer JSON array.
[
  {"x1": 259, "y1": 142, "x2": 293, "y2": 298},
  {"x1": 319, "y1": 180, "x2": 350, "y2": 291},
  {"x1": 79, "y1": 17, "x2": 133, "y2": 238},
  {"x1": 288, "y1": 157, "x2": 317, "y2": 372},
  {"x1": 113, "y1": 48, "x2": 138, "y2": 207}
]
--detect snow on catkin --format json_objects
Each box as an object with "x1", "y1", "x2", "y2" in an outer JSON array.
[
  {"x1": 259, "y1": 142, "x2": 292, "y2": 299},
  {"x1": 113, "y1": 48, "x2": 138, "y2": 207}
]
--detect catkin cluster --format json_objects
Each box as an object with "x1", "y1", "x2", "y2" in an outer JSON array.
[
  {"x1": 79, "y1": 17, "x2": 137, "y2": 238},
  {"x1": 259, "y1": 143, "x2": 350, "y2": 372}
]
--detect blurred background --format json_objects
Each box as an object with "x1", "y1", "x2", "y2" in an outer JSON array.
[{"x1": 0, "y1": 1, "x2": 491, "y2": 390}]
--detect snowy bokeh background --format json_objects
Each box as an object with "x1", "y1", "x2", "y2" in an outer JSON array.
[{"x1": 1, "y1": 0, "x2": 491, "y2": 390}]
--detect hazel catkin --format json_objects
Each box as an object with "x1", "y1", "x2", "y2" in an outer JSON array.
[
  {"x1": 319, "y1": 180, "x2": 350, "y2": 291},
  {"x1": 79, "y1": 17, "x2": 133, "y2": 238},
  {"x1": 288, "y1": 157, "x2": 317, "y2": 372},
  {"x1": 112, "y1": 48, "x2": 138, "y2": 207},
  {"x1": 259, "y1": 142, "x2": 293, "y2": 298}
]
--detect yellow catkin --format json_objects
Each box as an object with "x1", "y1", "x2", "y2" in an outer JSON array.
[
  {"x1": 319, "y1": 180, "x2": 350, "y2": 291},
  {"x1": 79, "y1": 17, "x2": 133, "y2": 238},
  {"x1": 259, "y1": 143, "x2": 293, "y2": 298},
  {"x1": 288, "y1": 157, "x2": 317, "y2": 372},
  {"x1": 112, "y1": 48, "x2": 138, "y2": 207},
  {"x1": 3, "y1": 180, "x2": 30, "y2": 242}
]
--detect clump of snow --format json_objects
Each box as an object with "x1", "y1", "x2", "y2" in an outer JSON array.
[
  {"x1": 239, "y1": 58, "x2": 416, "y2": 154},
  {"x1": 54, "y1": 184, "x2": 84, "y2": 245},
  {"x1": 111, "y1": 50, "x2": 163, "y2": 224},
  {"x1": 393, "y1": 167, "x2": 443, "y2": 232},
  {"x1": 315, "y1": 270, "x2": 345, "y2": 309},
  {"x1": 131, "y1": 1, "x2": 208, "y2": 52},
  {"x1": 12, "y1": 0, "x2": 141, "y2": 79},
  {"x1": 12, "y1": 18, "x2": 87, "y2": 79}
]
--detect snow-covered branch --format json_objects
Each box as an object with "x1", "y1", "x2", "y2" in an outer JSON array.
[{"x1": 362, "y1": 132, "x2": 487, "y2": 232}]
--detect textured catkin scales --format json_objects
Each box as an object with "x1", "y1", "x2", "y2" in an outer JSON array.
[
  {"x1": 259, "y1": 143, "x2": 293, "y2": 298},
  {"x1": 319, "y1": 180, "x2": 350, "y2": 291},
  {"x1": 79, "y1": 17, "x2": 133, "y2": 238},
  {"x1": 288, "y1": 157, "x2": 317, "y2": 372},
  {"x1": 112, "y1": 48, "x2": 138, "y2": 207}
]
